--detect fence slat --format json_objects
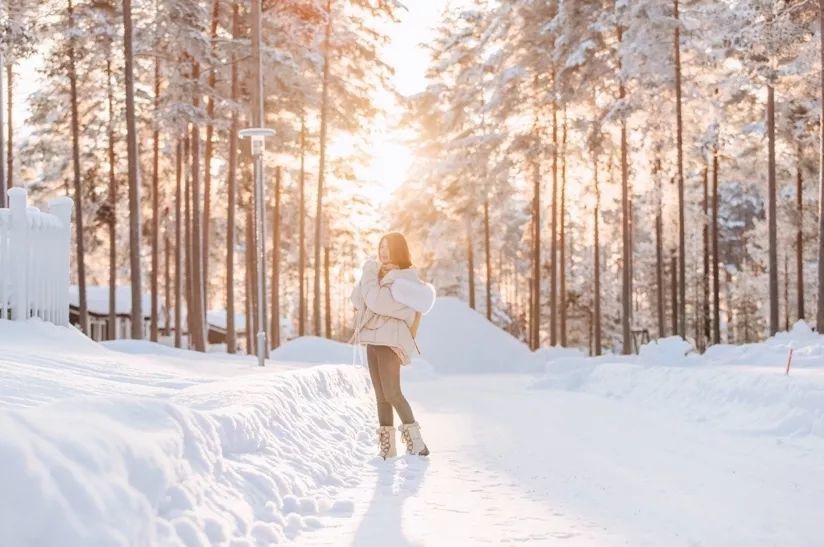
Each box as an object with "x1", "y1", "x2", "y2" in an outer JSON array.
[{"x1": 1, "y1": 189, "x2": 74, "y2": 327}]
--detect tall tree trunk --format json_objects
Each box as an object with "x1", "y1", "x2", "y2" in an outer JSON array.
[
  {"x1": 712, "y1": 141, "x2": 721, "y2": 344},
  {"x1": 784, "y1": 252, "x2": 790, "y2": 331},
  {"x1": 225, "y1": 3, "x2": 240, "y2": 353},
  {"x1": 467, "y1": 219, "x2": 475, "y2": 309},
  {"x1": 190, "y1": 62, "x2": 206, "y2": 351},
  {"x1": 5, "y1": 63, "x2": 11, "y2": 192},
  {"x1": 203, "y1": 0, "x2": 220, "y2": 307},
  {"x1": 674, "y1": 0, "x2": 686, "y2": 338},
  {"x1": 0, "y1": 51, "x2": 6, "y2": 206},
  {"x1": 671, "y1": 251, "x2": 678, "y2": 335},
  {"x1": 767, "y1": 83, "x2": 779, "y2": 336},
  {"x1": 106, "y1": 58, "x2": 117, "y2": 339},
  {"x1": 298, "y1": 116, "x2": 307, "y2": 336},
  {"x1": 593, "y1": 155, "x2": 602, "y2": 356},
  {"x1": 314, "y1": 0, "x2": 332, "y2": 336},
  {"x1": 559, "y1": 108, "x2": 568, "y2": 346},
  {"x1": 702, "y1": 164, "x2": 710, "y2": 349},
  {"x1": 184, "y1": 136, "x2": 192, "y2": 348},
  {"x1": 6, "y1": 63, "x2": 11, "y2": 195},
  {"x1": 484, "y1": 198, "x2": 492, "y2": 321},
  {"x1": 123, "y1": 0, "x2": 142, "y2": 339},
  {"x1": 531, "y1": 134, "x2": 541, "y2": 349},
  {"x1": 270, "y1": 166, "x2": 281, "y2": 348},
  {"x1": 618, "y1": 19, "x2": 632, "y2": 354},
  {"x1": 656, "y1": 179, "x2": 665, "y2": 338},
  {"x1": 150, "y1": 56, "x2": 161, "y2": 342},
  {"x1": 245, "y1": 200, "x2": 254, "y2": 354},
  {"x1": 528, "y1": 274, "x2": 534, "y2": 349},
  {"x1": 68, "y1": 0, "x2": 87, "y2": 333},
  {"x1": 164, "y1": 230, "x2": 171, "y2": 336},
  {"x1": 549, "y1": 92, "x2": 558, "y2": 346},
  {"x1": 817, "y1": 0, "x2": 824, "y2": 332},
  {"x1": 251, "y1": 193, "x2": 259, "y2": 347},
  {"x1": 174, "y1": 140, "x2": 182, "y2": 348},
  {"x1": 324, "y1": 235, "x2": 332, "y2": 338},
  {"x1": 796, "y1": 153, "x2": 805, "y2": 320}
]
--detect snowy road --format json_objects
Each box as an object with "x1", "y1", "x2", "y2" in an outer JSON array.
[{"x1": 300, "y1": 373, "x2": 824, "y2": 547}]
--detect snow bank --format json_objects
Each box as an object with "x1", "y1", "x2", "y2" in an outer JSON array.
[
  {"x1": 702, "y1": 320, "x2": 824, "y2": 368},
  {"x1": 417, "y1": 297, "x2": 545, "y2": 373},
  {"x1": 533, "y1": 325, "x2": 824, "y2": 440},
  {"x1": 0, "y1": 319, "x2": 376, "y2": 546},
  {"x1": 270, "y1": 336, "x2": 354, "y2": 366}
]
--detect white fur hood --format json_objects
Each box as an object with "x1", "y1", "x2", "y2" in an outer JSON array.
[{"x1": 383, "y1": 268, "x2": 437, "y2": 315}]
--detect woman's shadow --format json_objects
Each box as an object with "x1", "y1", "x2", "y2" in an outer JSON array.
[{"x1": 352, "y1": 456, "x2": 430, "y2": 547}]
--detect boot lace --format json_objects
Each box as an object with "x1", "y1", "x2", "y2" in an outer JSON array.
[
  {"x1": 400, "y1": 428, "x2": 414, "y2": 453},
  {"x1": 379, "y1": 428, "x2": 392, "y2": 458}
]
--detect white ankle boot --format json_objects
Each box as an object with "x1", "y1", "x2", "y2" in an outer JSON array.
[
  {"x1": 377, "y1": 426, "x2": 397, "y2": 459},
  {"x1": 398, "y1": 422, "x2": 429, "y2": 456}
]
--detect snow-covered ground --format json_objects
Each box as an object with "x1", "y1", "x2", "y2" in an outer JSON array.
[{"x1": 1, "y1": 300, "x2": 823, "y2": 546}]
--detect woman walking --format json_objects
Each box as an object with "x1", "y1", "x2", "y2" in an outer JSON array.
[{"x1": 350, "y1": 232, "x2": 436, "y2": 459}]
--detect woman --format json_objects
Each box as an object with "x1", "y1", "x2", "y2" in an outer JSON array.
[{"x1": 350, "y1": 232, "x2": 436, "y2": 459}]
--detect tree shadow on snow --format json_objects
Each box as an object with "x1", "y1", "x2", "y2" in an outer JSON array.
[{"x1": 352, "y1": 456, "x2": 430, "y2": 547}]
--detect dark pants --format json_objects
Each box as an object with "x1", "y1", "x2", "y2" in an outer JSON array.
[{"x1": 366, "y1": 344, "x2": 415, "y2": 426}]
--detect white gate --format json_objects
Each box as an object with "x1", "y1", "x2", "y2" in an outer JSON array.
[{"x1": 0, "y1": 188, "x2": 74, "y2": 325}]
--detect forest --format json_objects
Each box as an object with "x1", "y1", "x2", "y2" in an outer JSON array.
[{"x1": 2, "y1": 0, "x2": 824, "y2": 356}]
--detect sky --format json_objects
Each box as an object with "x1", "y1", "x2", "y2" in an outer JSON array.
[
  {"x1": 6, "y1": 1, "x2": 451, "y2": 203},
  {"x1": 356, "y1": 1, "x2": 448, "y2": 202}
]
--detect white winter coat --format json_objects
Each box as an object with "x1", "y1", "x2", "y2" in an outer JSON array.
[{"x1": 349, "y1": 259, "x2": 436, "y2": 365}]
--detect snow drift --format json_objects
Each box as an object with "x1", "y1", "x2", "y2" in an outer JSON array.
[
  {"x1": 533, "y1": 323, "x2": 824, "y2": 440},
  {"x1": 0, "y1": 320, "x2": 375, "y2": 546},
  {"x1": 417, "y1": 297, "x2": 549, "y2": 373}
]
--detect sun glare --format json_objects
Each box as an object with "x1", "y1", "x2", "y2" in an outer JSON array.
[{"x1": 361, "y1": 139, "x2": 413, "y2": 202}]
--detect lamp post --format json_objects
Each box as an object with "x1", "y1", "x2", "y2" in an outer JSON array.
[{"x1": 240, "y1": 127, "x2": 275, "y2": 367}]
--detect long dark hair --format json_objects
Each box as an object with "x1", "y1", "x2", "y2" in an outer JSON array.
[{"x1": 380, "y1": 232, "x2": 413, "y2": 269}]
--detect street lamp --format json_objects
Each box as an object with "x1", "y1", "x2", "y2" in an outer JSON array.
[{"x1": 240, "y1": 127, "x2": 275, "y2": 367}]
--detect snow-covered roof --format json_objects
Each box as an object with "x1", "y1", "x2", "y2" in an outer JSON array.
[
  {"x1": 69, "y1": 286, "x2": 157, "y2": 318},
  {"x1": 206, "y1": 309, "x2": 247, "y2": 331}
]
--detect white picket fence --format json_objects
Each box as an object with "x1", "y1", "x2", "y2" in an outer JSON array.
[{"x1": 0, "y1": 188, "x2": 74, "y2": 325}]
